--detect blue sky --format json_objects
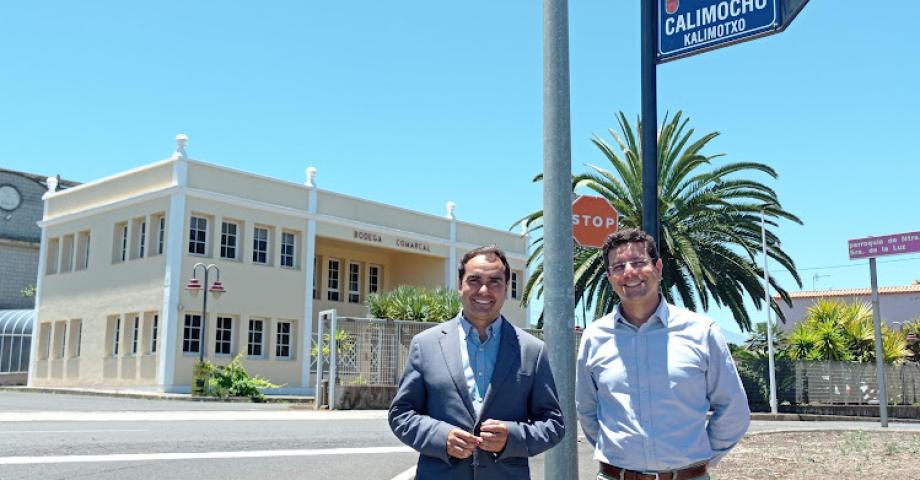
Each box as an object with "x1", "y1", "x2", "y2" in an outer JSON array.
[{"x1": 2, "y1": 2, "x2": 918, "y2": 340}]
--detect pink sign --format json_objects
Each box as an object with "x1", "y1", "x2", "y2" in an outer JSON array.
[{"x1": 848, "y1": 231, "x2": 920, "y2": 259}]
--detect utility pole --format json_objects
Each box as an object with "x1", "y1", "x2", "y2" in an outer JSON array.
[{"x1": 543, "y1": 0, "x2": 577, "y2": 477}]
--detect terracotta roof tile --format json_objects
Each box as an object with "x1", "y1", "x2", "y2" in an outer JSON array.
[{"x1": 774, "y1": 284, "x2": 920, "y2": 300}]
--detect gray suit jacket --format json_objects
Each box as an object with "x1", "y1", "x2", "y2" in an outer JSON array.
[{"x1": 389, "y1": 316, "x2": 565, "y2": 480}]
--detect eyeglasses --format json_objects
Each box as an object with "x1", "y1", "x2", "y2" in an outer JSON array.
[{"x1": 607, "y1": 258, "x2": 652, "y2": 275}]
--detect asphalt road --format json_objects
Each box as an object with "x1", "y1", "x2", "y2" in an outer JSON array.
[
  {"x1": 2, "y1": 391, "x2": 919, "y2": 480},
  {"x1": 0, "y1": 391, "x2": 415, "y2": 480}
]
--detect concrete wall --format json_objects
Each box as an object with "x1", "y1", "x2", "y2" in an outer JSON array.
[
  {"x1": 44, "y1": 161, "x2": 173, "y2": 218},
  {"x1": 0, "y1": 241, "x2": 39, "y2": 309},
  {"x1": 0, "y1": 170, "x2": 47, "y2": 309},
  {"x1": 34, "y1": 197, "x2": 169, "y2": 387}
]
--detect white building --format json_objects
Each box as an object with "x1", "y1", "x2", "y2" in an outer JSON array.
[{"x1": 30, "y1": 136, "x2": 529, "y2": 394}]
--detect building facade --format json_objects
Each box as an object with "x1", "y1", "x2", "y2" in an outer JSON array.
[
  {"x1": 0, "y1": 169, "x2": 77, "y2": 309},
  {"x1": 29, "y1": 136, "x2": 530, "y2": 394},
  {"x1": 775, "y1": 283, "x2": 920, "y2": 332}
]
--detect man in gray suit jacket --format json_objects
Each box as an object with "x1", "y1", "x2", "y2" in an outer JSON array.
[{"x1": 389, "y1": 246, "x2": 565, "y2": 479}]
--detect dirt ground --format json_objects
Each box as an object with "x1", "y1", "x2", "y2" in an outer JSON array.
[{"x1": 712, "y1": 430, "x2": 920, "y2": 479}]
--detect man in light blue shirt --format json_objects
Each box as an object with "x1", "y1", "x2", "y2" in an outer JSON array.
[{"x1": 576, "y1": 229, "x2": 750, "y2": 480}]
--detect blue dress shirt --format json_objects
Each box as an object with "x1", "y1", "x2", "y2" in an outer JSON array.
[
  {"x1": 575, "y1": 298, "x2": 750, "y2": 471},
  {"x1": 458, "y1": 315, "x2": 503, "y2": 416}
]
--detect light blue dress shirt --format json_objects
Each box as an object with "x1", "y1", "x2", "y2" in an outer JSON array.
[
  {"x1": 458, "y1": 315, "x2": 503, "y2": 416},
  {"x1": 575, "y1": 298, "x2": 750, "y2": 471}
]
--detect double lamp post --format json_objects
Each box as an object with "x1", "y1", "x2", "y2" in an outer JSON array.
[{"x1": 186, "y1": 263, "x2": 226, "y2": 393}]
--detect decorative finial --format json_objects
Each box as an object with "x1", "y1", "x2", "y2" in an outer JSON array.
[
  {"x1": 446, "y1": 201, "x2": 456, "y2": 220},
  {"x1": 46, "y1": 176, "x2": 59, "y2": 193},
  {"x1": 174, "y1": 133, "x2": 189, "y2": 159},
  {"x1": 305, "y1": 167, "x2": 317, "y2": 187}
]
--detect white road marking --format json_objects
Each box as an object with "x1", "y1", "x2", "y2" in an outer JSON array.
[
  {"x1": 4, "y1": 429, "x2": 148, "y2": 434},
  {"x1": 0, "y1": 410, "x2": 388, "y2": 422},
  {"x1": 390, "y1": 466, "x2": 416, "y2": 480},
  {"x1": 0, "y1": 446, "x2": 415, "y2": 465}
]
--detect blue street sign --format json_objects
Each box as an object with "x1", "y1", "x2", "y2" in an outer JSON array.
[{"x1": 657, "y1": 0, "x2": 807, "y2": 63}]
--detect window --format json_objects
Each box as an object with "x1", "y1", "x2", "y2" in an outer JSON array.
[
  {"x1": 313, "y1": 257, "x2": 319, "y2": 299},
  {"x1": 71, "y1": 320, "x2": 82, "y2": 357},
  {"x1": 114, "y1": 222, "x2": 129, "y2": 262},
  {"x1": 280, "y1": 231, "x2": 296, "y2": 268},
  {"x1": 131, "y1": 218, "x2": 147, "y2": 259},
  {"x1": 215, "y1": 316, "x2": 233, "y2": 355},
  {"x1": 327, "y1": 258, "x2": 340, "y2": 301},
  {"x1": 275, "y1": 321, "x2": 292, "y2": 358},
  {"x1": 157, "y1": 215, "x2": 166, "y2": 255},
  {"x1": 104, "y1": 316, "x2": 119, "y2": 356},
  {"x1": 220, "y1": 221, "x2": 239, "y2": 260},
  {"x1": 46, "y1": 237, "x2": 60, "y2": 274},
  {"x1": 137, "y1": 219, "x2": 146, "y2": 258},
  {"x1": 188, "y1": 216, "x2": 208, "y2": 256},
  {"x1": 60, "y1": 235, "x2": 74, "y2": 273},
  {"x1": 510, "y1": 271, "x2": 519, "y2": 300},
  {"x1": 112, "y1": 316, "x2": 122, "y2": 356},
  {"x1": 183, "y1": 314, "x2": 202, "y2": 354},
  {"x1": 252, "y1": 226, "x2": 269, "y2": 264},
  {"x1": 56, "y1": 321, "x2": 67, "y2": 358},
  {"x1": 247, "y1": 319, "x2": 264, "y2": 357},
  {"x1": 131, "y1": 315, "x2": 140, "y2": 355},
  {"x1": 348, "y1": 262, "x2": 361, "y2": 303},
  {"x1": 150, "y1": 314, "x2": 159, "y2": 354},
  {"x1": 368, "y1": 264, "x2": 381, "y2": 295},
  {"x1": 39, "y1": 323, "x2": 51, "y2": 360},
  {"x1": 76, "y1": 231, "x2": 91, "y2": 270}
]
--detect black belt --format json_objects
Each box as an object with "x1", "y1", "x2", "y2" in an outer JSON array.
[{"x1": 599, "y1": 462, "x2": 708, "y2": 480}]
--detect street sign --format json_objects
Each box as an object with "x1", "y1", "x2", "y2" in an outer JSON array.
[
  {"x1": 848, "y1": 231, "x2": 920, "y2": 260},
  {"x1": 847, "y1": 229, "x2": 920, "y2": 428},
  {"x1": 657, "y1": 0, "x2": 810, "y2": 63},
  {"x1": 572, "y1": 195, "x2": 618, "y2": 249}
]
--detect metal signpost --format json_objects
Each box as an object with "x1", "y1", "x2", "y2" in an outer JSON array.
[
  {"x1": 543, "y1": 0, "x2": 577, "y2": 477},
  {"x1": 640, "y1": 0, "x2": 810, "y2": 241},
  {"x1": 848, "y1": 230, "x2": 920, "y2": 427}
]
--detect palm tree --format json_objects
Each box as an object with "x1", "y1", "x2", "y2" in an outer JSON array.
[
  {"x1": 743, "y1": 321, "x2": 788, "y2": 358},
  {"x1": 514, "y1": 111, "x2": 803, "y2": 331},
  {"x1": 784, "y1": 299, "x2": 912, "y2": 363}
]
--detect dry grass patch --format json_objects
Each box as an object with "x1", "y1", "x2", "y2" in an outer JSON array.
[{"x1": 713, "y1": 430, "x2": 920, "y2": 479}]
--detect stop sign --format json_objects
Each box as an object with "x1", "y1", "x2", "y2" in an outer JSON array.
[{"x1": 572, "y1": 195, "x2": 619, "y2": 248}]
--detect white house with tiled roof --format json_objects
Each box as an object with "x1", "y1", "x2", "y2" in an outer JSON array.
[{"x1": 774, "y1": 283, "x2": 920, "y2": 332}]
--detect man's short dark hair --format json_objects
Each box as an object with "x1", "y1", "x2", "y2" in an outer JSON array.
[
  {"x1": 458, "y1": 245, "x2": 510, "y2": 284},
  {"x1": 602, "y1": 229, "x2": 659, "y2": 269}
]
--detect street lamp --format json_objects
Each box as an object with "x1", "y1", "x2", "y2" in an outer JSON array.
[
  {"x1": 185, "y1": 263, "x2": 225, "y2": 364},
  {"x1": 760, "y1": 203, "x2": 778, "y2": 415}
]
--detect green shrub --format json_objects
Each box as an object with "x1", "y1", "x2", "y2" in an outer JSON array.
[
  {"x1": 311, "y1": 329, "x2": 356, "y2": 358},
  {"x1": 367, "y1": 285, "x2": 460, "y2": 322},
  {"x1": 199, "y1": 354, "x2": 281, "y2": 401}
]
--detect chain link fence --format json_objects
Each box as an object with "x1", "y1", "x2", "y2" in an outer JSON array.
[
  {"x1": 312, "y1": 313, "x2": 920, "y2": 409},
  {"x1": 312, "y1": 313, "x2": 582, "y2": 409},
  {"x1": 793, "y1": 360, "x2": 920, "y2": 405},
  {"x1": 735, "y1": 357, "x2": 920, "y2": 406}
]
